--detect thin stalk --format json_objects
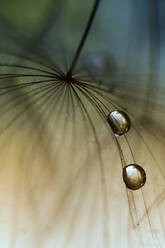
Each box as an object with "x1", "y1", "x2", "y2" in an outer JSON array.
[{"x1": 67, "y1": 0, "x2": 101, "y2": 79}]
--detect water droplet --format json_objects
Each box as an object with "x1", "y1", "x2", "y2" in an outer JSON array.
[
  {"x1": 123, "y1": 164, "x2": 146, "y2": 190},
  {"x1": 107, "y1": 110, "x2": 131, "y2": 136}
]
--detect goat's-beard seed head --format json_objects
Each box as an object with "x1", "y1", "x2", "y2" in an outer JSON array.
[{"x1": 0, "y1": 0, "x2": 164, "y2": 248}]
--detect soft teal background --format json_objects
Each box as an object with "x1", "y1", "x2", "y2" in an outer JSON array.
[{"x1": 0, "y1": 0, "x2": 163, "y2": 76}]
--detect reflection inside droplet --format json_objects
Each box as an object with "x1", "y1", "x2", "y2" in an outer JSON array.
[
  {"x1": 107, "y1": 110, "x2": 131, "y2": 136},
  {"x1": 123, "y1": 164, "x2": 146, "y2": 190}
]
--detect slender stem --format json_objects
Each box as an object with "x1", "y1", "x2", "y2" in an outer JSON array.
[{"x1": 67, "y1": 0, "x2": 101, "y2": 78}]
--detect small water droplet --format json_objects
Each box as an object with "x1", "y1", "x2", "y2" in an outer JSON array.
[
  {"x1": 107, "y1": 110, "x2": 131, "y2": 136},
  {"x1": 123, "y1": 164, "x2": 146, "y2": 190}
]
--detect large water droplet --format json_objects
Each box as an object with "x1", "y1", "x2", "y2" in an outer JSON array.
[
  {"x1": 107, "y1": 110, "x2": 131, "y2": 136},
  {"x1": 123, "y1": 164, "x2": 146, "y2": 190}
]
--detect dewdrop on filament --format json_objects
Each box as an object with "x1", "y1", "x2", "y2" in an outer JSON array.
[
  {"x1": 123, "y1": 164, "x2": 146, "y2": 190},
  {"x1": 107, "y1": 110, "x2": 131, "y2": 136}
]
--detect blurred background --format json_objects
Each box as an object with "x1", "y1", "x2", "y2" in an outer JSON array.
[{"x1": 0, "y1": 0, "x2": 164, "y2": 248}]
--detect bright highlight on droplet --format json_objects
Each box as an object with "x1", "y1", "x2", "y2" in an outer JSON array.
[
  {"x1": 107, "y1": 110, "x2": 131, "y2": 136},
  {"x1": 123, "y1": 164, "x2": 146, "y2": 190}
]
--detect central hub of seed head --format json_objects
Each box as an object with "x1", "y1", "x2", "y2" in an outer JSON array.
[
  {"x1": 65, "y1": 73, "x2": 72, "y2": 83},
  {"x1": 58, "y1": 73, "x2": 78, "y2": 85}
]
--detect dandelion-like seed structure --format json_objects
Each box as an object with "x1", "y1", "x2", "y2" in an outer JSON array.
[{"x1": 0, "y1": 0, "x2": 163, "y2": 248}]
